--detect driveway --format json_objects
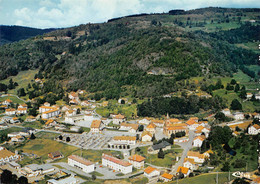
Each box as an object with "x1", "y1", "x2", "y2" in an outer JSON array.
[{"x1": 171, "y1": 130, "x2": 195, "y2": 174}]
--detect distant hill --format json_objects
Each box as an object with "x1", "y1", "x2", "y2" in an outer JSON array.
[
  {"x1": 0, "y1": 25, "x2": 57, "y2": 45},
  {"x1": 0, "y1": 7, "x2": 259, "y2": 99}
]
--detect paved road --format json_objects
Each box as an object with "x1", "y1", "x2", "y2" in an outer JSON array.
[
  {"x1": 171, "y1": 130, "x2": 195, "y2": 174},
  {"x1": 1, "y1": 94, "x2": 26, "y2": 103}
]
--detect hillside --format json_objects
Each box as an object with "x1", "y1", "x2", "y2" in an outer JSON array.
[
  {"x1": 0, "y1": 7, "x2": 259, "y2": 100},
  {"x1": 0, "y1": 25, "x2": 57, "y2": 45}
]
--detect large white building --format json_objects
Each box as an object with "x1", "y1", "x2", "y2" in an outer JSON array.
[
  {"x1": 102, "y1": 153, "x2": 132, "y2": 174},
  {"x1": 68, "y1": 155, "x2": 95, "y2": 173},
  {"x1": 248, "y1": 124, "x2": 260, "y2": 135},
  {"x1": 39, "y1": 106, "x2": 60, "y2": 119}
]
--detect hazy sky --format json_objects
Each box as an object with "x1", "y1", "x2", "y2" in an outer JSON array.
[{"x1": 0, "y1": 0, "x2": 259, "y2": 28}]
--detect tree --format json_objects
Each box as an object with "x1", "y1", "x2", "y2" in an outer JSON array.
[
  {"x1": 232, "y1": 178, "x2": 250, "y2": 184},
  {"x1": 234, "y1": 84, "x2": 240, "y2": 92},
  {"x1": 18, "y1": 176, "x2": 28, "y2": 184},
  {"x1": 230, "y1": 99, "x2": 242, "y2": 110},
  {"x1": 66, "y1": 137, "x2": 70, "y2": 142},
  {"x1": 239, "y1": 90, "x2": 247, "y2": 99},
  {"x1": 30, "y1": 133, "x2": 36, "y2": 139},
  {"x1": 138, "y1": 125, "x2": 144, "y2": 131},
  {"x1": 0, "y1": 83, "x2": 8, "y2": 92},
  {"x1": 17, "y1": 88, "x2": 26, "y2": 97},
  {"x1": 121, "y1": 99, "x2": 125, "y2": 104},
  {"x1": 92, "y1": 174, "x2": 96, "y2": 180},
  {"x1": 226, "y1": 83, "x2": 234, "y2": 90},
  {"x1": 66, "y1": 30, "x2": 72, "y2": 37},
  {"x1": 132, "y1": 98, "x2": 137, "y2": 104},
  {"x1": 58, "y1": 135, "x2": 63, "y2": 140},
  {"x1": 28, "y1": 108, "x2": 38, "y2": 116},
  {"x1": 231, "y1": 79, "x2": 237, "y2": 85},
  {"x1": 215, "y1": 112, "x2": 227, "y2": 122},
  {"x1": 1, "y1": 169, "x2": 13, "y2": 183},
  {"x1": 158, "y1": 148, "x2": 165, "y2": 159},
  {"x1": 221, "y1": 162, "x2": 230, "y2": 171},
  {"x1": 76, "y1": 108, "x2": 80, "y2": 114},
  {"x1": 169, "y1": 133, "x2": 175, "y2": 145}
]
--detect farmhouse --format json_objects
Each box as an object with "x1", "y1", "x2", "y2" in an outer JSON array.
[
  {"x1": 48, "y1": 151, "x2": 63, "y2": 160},
  {"x1": 144, "y1": 166, "x2": 160, "y2": 178},
  {"x1": 248, "y1": 124, "x2": 260, "y2": 135},
  {"x1": 17, "y1": 108, "x2": 27, "y2": 114},
  {"x1": 187, "y1": 151, "x2": 205, "y2": 164},
  {"x1": 90, "y1": 120, "x2": 102, "y2": 133},
  {"x1": 102, "y1": 153, "x2": 132, "y2": 174},
  {"x1": 193, "y1": 136, "x2": 205, "y2": 147},
  {"x1": 120, "y1": 123, "x2": 139, "y2": 133},
  {"x1": 176, "y1": 166, "x2": 190, "y2": 177},
  {"x1": 141, "y1": 131, "x2": 153, "y2": 142},
  {"x1": 148, "y1": 141, "x2": 171, "y2": 154},
  {"x1": 146, "y1": 123, "x2": 156, "y2": 134},
  {"x1": 222, "y1": 108, "x2": 231, "y2": 116},
  {"x1": 160, "y1": 172, "x2": 173, "y2": 182},
  {"x1": 128, "y1": 154, "x2": 145, "y2": 169},
  {"x1": 183, "y1": 158, "x2": 197, "y2": 171},
  {"x1": 5, "y1": 108, "x2": 16, "y2": 115},
  {"x1": 2, "y1": 99, "x2": 12, "y2": 106},
  {"x1": 68, "y1": 155, "x2": 95, "y2": 173},
  {"x1": 112, "y1": 114, "x2": 126, "y2": 125}
]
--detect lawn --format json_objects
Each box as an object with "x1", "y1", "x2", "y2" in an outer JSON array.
[
  {"x1": 137, "y1": 145, "x2": 183, "y2": 168},
  {"x1": 170, "y1": 172, "x2": 235, "y2": 184},
  {"x1": 0, "y1": 95, "x2": 25, "y2": 104},
  {"x1": 23, "y1": 121, "x2": 44, "y2": 129},
  {"x1": 0, "y1": 69, "x2": 39, "y2": 98}
]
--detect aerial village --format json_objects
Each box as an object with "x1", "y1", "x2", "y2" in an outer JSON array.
[{"x1": 0, "y1": 83, "x2": 259, "y2": 184}]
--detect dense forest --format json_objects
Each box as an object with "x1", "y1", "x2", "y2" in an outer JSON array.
[{"x1": 0, "y1": 7, "x2": 259, "y2": 100}]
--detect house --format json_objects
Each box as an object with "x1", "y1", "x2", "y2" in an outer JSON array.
[
  {"x1": 68, "y1": 92, "x2": 79, "y2": 100},
  {"x1": 163, "y1": 123, "x2": 188, "y2": 138},
  {"x1": 90, "y1": 120, "x2": 101, "y2": 133},
  {"x1": 21, "y1": 164, "x2": 55, "y2": 177},
  {"x1": 47, "y1": 176, "x2": 79, "y2": 184},
  {"x1": 18, "y1": 104, "x2": 27, "y2": 109},
  {"x1": 44, "y1": 102, "x2": 51, "y2": 107},
  {"x1": 251, "y1": 177, "x2": 260, "y2": 184},
  {"x1": 255, "y1": 94, "x2": 260, "y2": 100},
  {"x1": 141, "y1": 131, "x2": 153, "y2": 142},
  {"x1": 48, "y1": 151, "x2": 63, "y2": 160},
  {"x1": 7, "y1": 132, "x2": 20, "y2": 138},
  {"x1": 183, "y1": 158, "x2": 197, "y2": 171},
  {"x1": 81, "y1": 101, "x2": 90, "y2": 106},
  {"x1": 248, "y1": 124, "x2": 260, "y2": 135},
  {"x1": 45, "y1": 119, "x2": 57, "y2": 128},
  {"x1": 70, "y1": 126, "x2": 81, "y2": 132},
  {"x1": 68, "y1": 155, "x2": 95, "y2": 173},
  {"x1": 144, "y1": 166, "x2": 160, "y2": 178},
  {"x1": 185, "y1": 119, "x2": 199, "y2": 130},
  {"x1": 176, "y1": 166, "x2": 190, "y2": 177},
  {"x1": 69, "y1": 99, "x2": 79, "y2": 105},
  {"x1": 102, "y1": 153, "x2": 132, "y2": 174},
  {"x1": 66, "y1": 110, "x2": 77, "y2": 117},
  {"x1": 17, "y1": 108, "x2": 27, "y2": 114},
  {"x1": 113, "y1": 136, "x2": 136, "y2": 145},
  {"x1": 195, "y1": 126, "x2": 210, "y2": 137},
  {"x1": 189, "y1": 117, "x2": 199, "y2": 122},
  {"x1": 233, "y1": 112, "x2": 244, "y2": 120},
  {"x1": 11, "y1": 135, "x2": 24, "y2": 142},
  {"x1": 61, "y1": 106, "x2": 70, "y2": 112},
  {"x1": 2, "y1": 99, "x2": 12, "y2": 106},
  {"x1": 139, "y1": 117, "x2": 152, "y2": 125},
  {"x1": 146, "y1": 123, "x2": 156, "y2": 134},
  {"x1": 222, "y1": 108, "x2": 231, "y2": 116},
  {"x1": 112, "y1": 114, "x2": 126, "y2": 125},
  {"x1": 203, "y1": 150, "x2": 213, "y2": 158},
  {"x1": 128, "y1": 154, "x2": 145, "y2": 169},
  {"x1": 25, "y1": 116, "x2": 36, "y2": 122},
  {"x1": 0, "y1": 148, "x2": 20, "y2": 165},
  {"x1": 187, "y1": 151, "x2": 205, "y2": 164},
  {"x1": 42, "y1": 108, "x2": 60, "y2": 119},
  {"x1": 10, "y1": 117, "x2": 20, "y2": 123},
  {"x1": 148, "y1": 141, "x2": 171, "y2": 154},
  {"x1": 151, "y1": 120, "x2": 164, "y2": 127},
  {"x1": 9, "y1": 161, "x2": 21, "y2": 169},
  {"x1": 246, "y1": 93, "x2": 253, "y2": 99},
  {"x1": 120, "y1": 123, "x2": 139, "y2": 133},
  {"x1": 5, "y1": 108, "x2": 16, "y2": 115},
  {"x1": 193, "y1": 136, "x2": 205, "y2": 147},
  {"x1": 160, "y1": 172, "x2": 173, "y2": 182},
  {"x1": 35, "y1": 78, "x2": 42, "y2": 83}
]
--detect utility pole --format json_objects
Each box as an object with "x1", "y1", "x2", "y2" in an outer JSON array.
[
  {"x1": 216, "y1": 171, "x2": 218, "y2": 184},
  {"x1": 228, "y1": 170, "x2": 230, "y2": 182}
]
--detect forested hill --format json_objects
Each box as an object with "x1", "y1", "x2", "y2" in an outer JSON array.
[
  {"x1": 0, "y1": 7, "x2": 259, "y2": 99},
  {"x1": 0, "y1": 25, "x2": 56, "y2": 45}
]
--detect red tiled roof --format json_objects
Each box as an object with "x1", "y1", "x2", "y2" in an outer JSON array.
[
  {"x1": 68, "y1": 155, "x2": 94, "y2": 166},
  {"x1": 102, "y1": 154, "x2": 132, "y2": 167}
]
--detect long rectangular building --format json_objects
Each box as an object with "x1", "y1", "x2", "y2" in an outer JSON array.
[
  {"x1": 102, "y1": 153, "x2": 132, "y2": 174},
  {"x1": 68, "y1": 155, "x2": 95, "y2": 173}
]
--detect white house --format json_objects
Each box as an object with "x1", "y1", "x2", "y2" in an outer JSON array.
[
  {"x1": 139, "y1": 117, "x2": 152, "y2": 125},
  {"x1": 68, "y1": 155, "x2": 95, "y2": 173},
  {"x1": 0, "y1": 148, "x2": 21, "y2": 165},
  {"x1": 187, "y1": 151, "x2": 205, "y2": 164},
  {"x1": 128, "y1": 155, "x2": 145, "y2": 169},
  {"x1": 18, "y1": 104, "x2": 27, "y2": 109},
  {"x1": 90, "y1": 120, "x2": 101, "y2": 133},
  {"x1": 160, "y1": 173, "x2": 173, "y2": 182},
  {"x1": 102, "y1": 153, "x2": 132, "y2": 174},
  {"x1": 248, "y1": 124, "x2": 260, "y2": 135},
  {"x1": 141, "y1": 131, "x2": 153, "y2": 142},
  {"x1": 222, "y1": 108, "x2": 231, "y2": 116},
  {"x1": 193, "y1": 136, "x2": 205, "y2": 147},
  {"x1": 144, "y1": 166, "x2": 160, "y2": 178},
  {"x1": 112, "y1": 114, "x2": 126, "y2": 125},
  {"x1": 177, "y1": 166, "x2": 190, "y2": 177},
  {"x1": 183, "y1": 158, "x2": 197, "y2": 171},
  {"x1": 65, "y1": 110, "x2": 77, "y2": 117},
  {"x1": 246, "y1": 93, "x2": 253, "y2": 99},
  {"x1": 146, "y1": 123, "x2": 156, "y2": 134},
  {"x1": 2, "y1": 99, "x2": 12, "y2": 106},
  {"x1": 5, "y1": 108, "x2": 16, "y2": 115},
  {"x1": 17, "y1": 108, "x2": 27, "y2": 114},
  {"x1": 120, "y1": 123, "x2": 139, "y2": 133},
  {"x1": 233, "y1": 112, "x2": 244, "y2": 120}
]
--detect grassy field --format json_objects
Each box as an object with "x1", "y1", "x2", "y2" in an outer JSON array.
[
  {"x1": 236, "y1": 42, "x2": 260, "y2": 54},
  {"x1": 23, "y1": 121, "x2": 44, "y2": 129},
  {"x1": 16, "y1": 131, "x2": 121, "y2": 166},
  {"x1": 170, "y1": 172, "x2": 235, "y2": 184},
  {"x1": 0, "y1": 95, "x2": 25, "y2": 104},
  {"x1": 137, "y1": 145, "x2": 183, "y2": 168},
  {"x1": 0, "y1": 69, "x2": 38, "y2": 98}
]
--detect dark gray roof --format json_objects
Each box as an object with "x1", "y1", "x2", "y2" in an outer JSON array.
[{"x1": 151, "y1": 141, "x2": 171, "y2": 151}]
